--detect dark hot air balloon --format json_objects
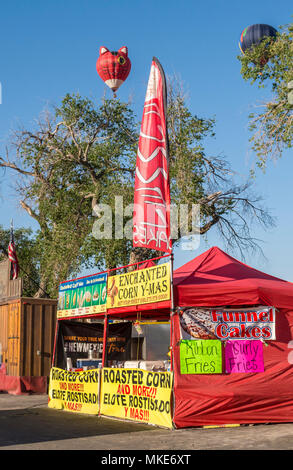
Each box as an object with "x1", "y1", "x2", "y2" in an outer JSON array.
[
  {"x1": 96, "y1": 46, "x2": 131, "y2": 97},
  {"x1": 239, "y1": 24, "x2": 277, "y2": 66}
]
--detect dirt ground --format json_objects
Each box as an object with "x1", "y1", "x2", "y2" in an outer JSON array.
[{"x1": 0, "y1": 393, "x2": 293, "y2": 452}]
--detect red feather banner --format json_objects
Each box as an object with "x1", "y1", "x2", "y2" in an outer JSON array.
[{"x1": 133, "y1": 58, "x2": 172, "y2": 253}]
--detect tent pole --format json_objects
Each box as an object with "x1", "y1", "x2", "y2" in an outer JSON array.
[
  {"x1": 170, "y1": 251, "x2": 174, "y2": 371},
  {"x1": 51, "y1": 319, "x2": 59, "y2": 368},
  {"x1": 102, "y1": 314, "x2": 108, "y2": 368}
]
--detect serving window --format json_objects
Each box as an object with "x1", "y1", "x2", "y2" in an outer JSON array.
[{"x1": 54, "y1": 318, "x2": 171, "y2": 373}]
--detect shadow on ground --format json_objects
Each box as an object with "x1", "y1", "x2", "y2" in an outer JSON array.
[{"x1": 0, "y1": 407, "x2": 155, "y2": 447}]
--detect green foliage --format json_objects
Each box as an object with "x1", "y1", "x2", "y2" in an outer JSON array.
[
  {"x1": 0, "y1": 226, "x2": 40, "y2": 297},
  {"x1": 0, "y1": 87, "x2": 274, "y2": 297},
  {"x1": 238, "y1": 22, "x2": 293, "y2": 170},
  {"x1": 3, "y1": 94, "x2": 139, "y2": 297}
]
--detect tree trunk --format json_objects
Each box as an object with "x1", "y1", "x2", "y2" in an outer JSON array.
[
  {"x1": 33, "y1": 278, "x2": 49, "y2": 298},
  {"x1": 128, "y1": 247, "x2": 152, "y2": 272}
]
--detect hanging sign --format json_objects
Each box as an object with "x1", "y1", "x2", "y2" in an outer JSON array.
[
  {"x1": 57, "y1": 273, "x2": 107, "y2": 318},
  {"x1": 179, "y1": 307, "x2": 276, "y2": 341},
  {"x1": 100, "y1": 367, "x2": 173, "y2": 428},
  {"x1": 180, "y1": 339, "x2": 222, "y2": 374},
  {"x1": 225, "y1": 340, "x2": 264, "y2": 373},
  {"x1": 107, "y1": 262, "x2": 170, "y2": 309},
  {"x1": 56, "y1": 320, "x2": 132, "y2": 370},
  {"x1": 48, "y1": 367, "x2": 100, "y2": 414}
]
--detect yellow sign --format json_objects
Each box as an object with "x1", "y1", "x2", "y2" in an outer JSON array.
[
  {"x1": 57, "y1": 303, "x2": 106, "y2": 319},
  {"x1": 107, "y1": 262, "x2": 171, "y2": 309},
  {"x1": 100, "y1": 367, "x2": 173, "y2": 428},
  {"x1": 48, "y1": 367, "x2": 100, "y2": 415}
]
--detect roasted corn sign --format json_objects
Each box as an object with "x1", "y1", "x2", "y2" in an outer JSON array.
[
  {"x1": 48, "y1": 367, "x2": 100, "y2": 415},
  {"x1": 107, "y1": 262, "x2": 171, "y2": 309},
  {"x1": 100, "y1": 368, "x2": 173, "y2": 428}
]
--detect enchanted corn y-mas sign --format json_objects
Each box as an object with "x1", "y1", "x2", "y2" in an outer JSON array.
[{"x1": 107, "y1": 262, "x2": 170, "y2": 308}]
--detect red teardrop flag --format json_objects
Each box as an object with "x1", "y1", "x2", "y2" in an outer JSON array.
[{"x1": 133, "y1": 57, "x2": 172, "y2": 253}]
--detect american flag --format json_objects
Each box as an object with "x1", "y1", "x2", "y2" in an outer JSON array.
[{"x1": 8, "y1": 225, "x2": 19, "y2": 280}]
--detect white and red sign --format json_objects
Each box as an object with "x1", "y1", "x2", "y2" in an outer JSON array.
[
  {"x1": 133, "y1": 58, "x2": 172, "y2": 253},
  {"x1": 179, "y1": 307, "x2": 276, "y2": 341}
]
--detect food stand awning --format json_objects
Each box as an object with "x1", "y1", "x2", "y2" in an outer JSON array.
[{"x1": 173, "y1": 246, "x2": 293, "y2": 308}]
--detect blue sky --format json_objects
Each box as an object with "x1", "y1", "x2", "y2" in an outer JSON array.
[{"x1": 0, "y1": 0, "x2": 292, "y2": 280}]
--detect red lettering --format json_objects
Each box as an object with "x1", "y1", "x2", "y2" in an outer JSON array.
[
  {"x1": 262, "y1": 326, "x2": 271, "y2": 338},
  {"x1": 234, "y1": 312, "x2": 247, "y2": 322},
  {"x1": 241, "y1": 323, "x2": 251, "y2": 338},
  {"x1": 117, "y1": 384, "x2": 130, "y2": 395},
  {"x1": 211, "y1": 311, "x2": 221, "y2": 322},
  {"x1": 245, "y1": 312, "x2": 257, "y2": 322},
  {"x1": 223, "y1": 312, "x2": 234, "y2": 322},
  {"x1": 216, "y1": 323, "x2": 228, "y2": 338},
  {"x1": 216, "y1": 320, "x2": 273, "y2": 340},
  {"x1": 251, "y1": 327, "x2": 261, "y2": 338},
  {"x1": 259, "y1": 311, "x2": 269, "y2": 322},
  {"x1": 230, "y1": 327, "x2": 240, "y2": 338}
]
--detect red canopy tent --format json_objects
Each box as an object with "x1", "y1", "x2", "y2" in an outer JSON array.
[
  {"x1": 171, "y1": 246, "x2": 293, "y2": 428},
  {"x1": 173, "y1": 246, "x2": 293, "y2": 308}
]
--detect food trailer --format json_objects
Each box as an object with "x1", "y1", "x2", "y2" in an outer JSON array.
[{"x1": 48, "y1": 246, "x2": 293, "y2": 428}]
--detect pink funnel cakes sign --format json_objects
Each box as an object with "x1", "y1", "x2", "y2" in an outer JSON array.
[{"x1": 225, "y1": 340, "x2": 264, "y2": 373}]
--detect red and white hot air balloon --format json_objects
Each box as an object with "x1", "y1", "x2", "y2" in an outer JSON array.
[{"x1": 96, "y1": 46, "x2": 131, "y2": 97}]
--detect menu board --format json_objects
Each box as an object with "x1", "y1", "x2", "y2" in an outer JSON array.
[{"x1": 57, "y1": 273, "x2": 107, "y2": 318}]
